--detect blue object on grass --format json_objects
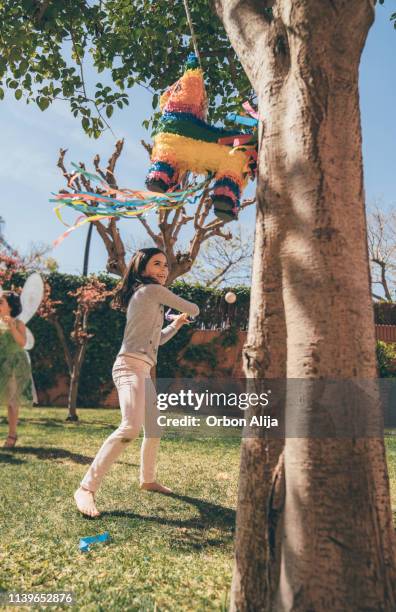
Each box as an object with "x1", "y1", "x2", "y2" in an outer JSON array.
[{"x1": 79, "y1": 531, "x2": 110, "y2": 552}]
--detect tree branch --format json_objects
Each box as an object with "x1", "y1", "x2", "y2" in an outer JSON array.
[
  {"x1": 138, "y1": 216, "x2": 163, "y2": 248},
  {"x1": 34, "y1": 0, "x2": 51, "y2": 24},
  {"x1": 106, "y1": 139, "x2": 124, "y2": 187},
  {"x1": 140, "y1": 139, "x2": 153, "y2": 157},
  {"x1": 57, "y1": 148, "x2": 81, "y2": 190},
  {"x1": 51, "y1": 317, "x2": 73, "y2": 373},
  {"x1": 93, "y1": 154, "x2": 108, "y2": 182},
  {"x1": 372, "y1": 293, "x2": 385, "y2": 301}
]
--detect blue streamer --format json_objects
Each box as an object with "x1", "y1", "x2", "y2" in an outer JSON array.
[
  {"x1": 51, "y1": 167, "x2": 211, "y2": 220},
  {"x1": 226, "y1": 113, "x2": 258, "y2": 127}
]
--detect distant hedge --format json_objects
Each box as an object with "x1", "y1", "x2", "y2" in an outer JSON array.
[
  {"x1": 8, "y1": 273, "x2": 249, "y2": 406},
  {"x1": 6, "y1": 272, "x2": 396, "y2": 404},
  {"x1": 376, "y1": 341, "x2": 396, "y2": 378},
  {"x1": 374, "y1": 302, "x2": 396, "y2": 326}
]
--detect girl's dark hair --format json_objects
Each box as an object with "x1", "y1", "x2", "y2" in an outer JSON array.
[
  {"x1": 4, "y1": 292, "x2": 22, "y2": 318},
  {"x1": 112, "y1": 247, "x2": 167, "y2": 311}
]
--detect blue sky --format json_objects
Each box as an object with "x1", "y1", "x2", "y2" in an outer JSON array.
[{"x1": 0, "y1": 5, "x2": 395, "y2": 275}]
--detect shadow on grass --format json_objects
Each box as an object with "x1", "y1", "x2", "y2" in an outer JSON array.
[
  {"x1": 0, "y1": 452, "x2": 26, "y2": 465},
  {"x1": 4, "y1": 445, "x2": 138, "y2": 468},
  {"x1": 6, "y1": 446, "x2": 94, "y2": 464},
  {"x1": 15, "y1": 417, "x2": 115, "y2": 431},
  {"x1": 101, "y1": 492, "x2": 236, "y2": 544}
]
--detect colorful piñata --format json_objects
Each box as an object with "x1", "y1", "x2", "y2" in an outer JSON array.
[{"x1": 146, "y1": 54, "x2": 257, "y2": 222}]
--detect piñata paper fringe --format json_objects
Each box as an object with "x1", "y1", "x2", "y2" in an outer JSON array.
[{"x1": 51, "y1": 163, "x2": 211, "y2": 247}]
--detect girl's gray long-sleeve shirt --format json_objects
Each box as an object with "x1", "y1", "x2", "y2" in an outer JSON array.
[{"x1": 118, "y1": 283, "x2": 200, "y2": 366}]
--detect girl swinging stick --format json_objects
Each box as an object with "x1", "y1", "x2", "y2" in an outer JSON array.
[{"x1": 74, "y1": 247, "x2": 200, "y2": 517}]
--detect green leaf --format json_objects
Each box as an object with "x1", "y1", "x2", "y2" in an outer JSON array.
[
  {"x1": 15, "y1": 89, "x2": 22, "y2": 100},
  {"x1": 23, "y1": 73, "x2": 32, "y2": 88},
  {"x1": 19, "y1": 60, "x2": 29, "y2": 75},
  {"x1": 0, "y1": 1, "x2": 253, "y2": 138},
  {"x1": 37, "y1": 97, "x2": 50, "y2": 111},
  {"x1": 106, "y1": 105, "x2": 113, "y2": 118},
  {"x1": 0, "y1": 88, "x2": 4, "y2": 100}
]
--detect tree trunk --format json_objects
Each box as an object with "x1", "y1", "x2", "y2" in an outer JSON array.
[
  {"x1": 83, "y1": 222, "x2": 93, "y2": 276},
  {"x1": 67, "y1": 343, "x2": 87, "y2": 419},
  {"x1": 230, "y1": 178, "x2": 287, "y2": 610},
  {"x1": 216, "y1": 0, "x2": 396, "y2": 610},
  {"x1": 93, "y1": 219, "x2": 127, "y2": 277},
  {"x1": 67, "y1": 364, "x2": 79, "y2": 419}
]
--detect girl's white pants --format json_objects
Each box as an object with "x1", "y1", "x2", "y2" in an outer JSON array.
[{"x1": 81, "y1": 354, "x2": 160, "y2": 492}]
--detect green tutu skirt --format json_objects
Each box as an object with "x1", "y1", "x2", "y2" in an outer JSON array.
[{"x1": 0, "y1": 330, "x2": 32, "y2": 406}]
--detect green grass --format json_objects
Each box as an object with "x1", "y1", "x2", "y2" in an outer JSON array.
[
  {"x1": 0, "y1": 409, "x2": 395, "y2": 611},
  {"x1": 0, "y1": 408, "x2": 239, "y2": 611}
]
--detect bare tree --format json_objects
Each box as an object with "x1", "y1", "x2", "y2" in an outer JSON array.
[
  {"x1": 0, "y1": 216, "x2": 19, "y2": 257},
  {"x1": 0, "y1": 218, "x2": 57, "y2": 272},
  {"x1": 20, "y1": 242, "x2": 59, "y2": 273},
  {"x1": 57, "y1": 142, "x2": 127, "y2": 277},
  {"x1": 367, "y1": 205, "x2": 396, "y2": 301},
  {"x1": 182, "y1": 225, "x2": 253, "y2": 287},
  {"x1": 57, "y1": 141, "x2": 255, "y2": 284}
]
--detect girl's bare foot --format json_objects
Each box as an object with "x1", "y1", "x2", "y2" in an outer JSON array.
[
  {"x1": 140, "y1": 481, "x2": 173, "y2": 495},
  {"x1": 4, "y1": 435, "x2": 17, "y2": 448},
  {"x1": 74, "y1": 486, "x2": 100, "y2": 518}
]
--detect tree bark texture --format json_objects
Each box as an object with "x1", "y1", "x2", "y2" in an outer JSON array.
[
  {"x1": 67, "y1": 343, "x2": 87, "y2": 416},
  {"x1": 230, "y1": 177, "x2": 287, "y2": 610},
  {"x1": 215, "y1": 1, "x2": 396, "y2": 610}
]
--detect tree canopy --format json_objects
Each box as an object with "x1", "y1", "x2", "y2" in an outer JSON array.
[{"x1": 0, "y1": 0, "x2": 252, "y2": 137}]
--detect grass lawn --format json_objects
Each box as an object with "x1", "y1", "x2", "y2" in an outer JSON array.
[
  {"x1": 0, "y1": 408, "x2": 239, "y2": 611},
  {"x1": 1, "y1": 408, "x2": 395, "y2": 611}
]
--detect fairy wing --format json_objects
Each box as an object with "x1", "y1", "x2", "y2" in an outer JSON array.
[
  {"x1": 18, "y1": 272, "x2": 44, "y2": 324},
  {"x1": 17, "y1": 273, "x2": 44, "y2": 350},
  {"x1": 24, "y1": 327, "x2": 35, "y2": 350}
]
